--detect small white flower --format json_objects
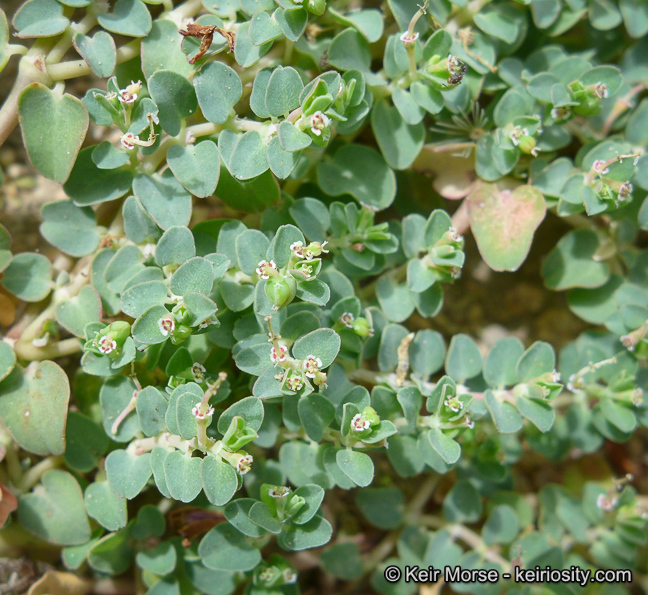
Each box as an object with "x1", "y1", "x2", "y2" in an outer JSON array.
[
  {"x1": 192, "y1": 363, "x2": 206, "y2": 380},
  {"x1": 268, "y1": 486, "x2": 290, "y2": 498},
  {"x1": 509, "y1": 125, "x2": 523, "y2": 146},
  {"x1": 192, "y1": 403, "x2": 215, "y2": 420},
  {"x1": 592, "y1": 160, "x2": 610, "y2": 175},
  {"x1": 448, "y1": 227, "x2": 463, "y2": 243},
  {"x1": 237, "y1": 454, "x2": 253, "y2": 475},
  {"x1": 98, "y1": 336, "x2": 117, "y2": 355},
  {"x1": 465, "y1": 417, "x2": 475, "y2": 429},
  {"x1": 199, "y1": 317, "x2": 217, "y2": 329},
  {"x1": 399, "y1": 31, "x2": 419, "y2": 45},
  {"x1": 219, "y1": 371, "x2": 228, "y2": 381},
  {"x1": 303, "y1": 355, "x2": 323, "y2": 378},
  {"x1": 551, "y1": 370, "x2": 561, "y2": 383},
  {"x1": 271, "y1": 345, "x2": 288, "y2": 363},
  {"x1": 450, "y1": 266, "x2": 462, "y2": 279},
  {"x1": 256, "y1": 259, "x2": 277, "y2": 279},
  {"x1": 594, "y1": 82, "x2": 609, "y2": 99},
  {"x1": 340, "y1": 312, "x2": 355, "y2": 328},
  {"x1": 351, "y1": 413, "x2": 371, "y2": 432},
  {"x1": 118, "y1": 80, "x2": 141, "y2": 104},
  {"x1": 286, "y1": 374, "x2": 303, "y2": 391},
  {"x1": 444, "y1": 397, "x2": 464, "y2": 413},
  {"x1": 447, "y1": 54, "x2": 460, "y2": 71},
  {"x1": 121, "y1": 133, "x2": 138, "y2": 150},
  {"x1": 158, "y1": 316, "x2": 175, "y2": 337},
  {"x1": 310, "y1": 111, "x2": 331, "y2": 137},
  {"x1": 597, "y1": 493, "x2": 618, "y2": 512},
  {"x1": 283, "y1": 569, "x2": 298, "y2": 584},
  {"x1": 290, "y1": 241, "x2": 305, "y2": 259},
  {"x1": 618, "y1": 181, "x2": 633, "y2": 202}
]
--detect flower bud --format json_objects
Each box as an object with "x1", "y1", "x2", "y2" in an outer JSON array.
[
  {"x1": 352, "y1": 317, "x2": 372, "y2": 337},
  {"x1": 362, "y1": 406, "x2": 380, "y2": 427},
  {"x1": 286, "y1": 493, "x2": 306, "y2": 517},
  {"x1": 518, "y1": 134, "x2": 537, "y2": 156},
  {"x1": 170, "y1": 323, "x2": 192, "y2": 345}
]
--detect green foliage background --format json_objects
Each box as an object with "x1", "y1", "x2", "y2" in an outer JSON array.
[{"x1": 0, "y1": 0, "x2": 648, "y2": 592}]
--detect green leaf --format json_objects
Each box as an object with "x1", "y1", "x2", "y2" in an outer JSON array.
[
  {"x1": 64, "y1": 147, "x2": 133, "y2": 205},
  {"x1": 201, "y1": 455, "x2": 238, "y2": 506},
  {"x1": 92, "y1": 141, "x2": 130, "y2": 170},
  {"x1": 1, "y1": 252, "x2": 52, "y2": 302},
  {"x1": 19, "y1": 470, "x2": 91, "y2": 545},
  {"x1": 428, "y1": 428, "x2": 461, "y2": 464},
  {"x1": 105, "y1": 449, "x2": 152, "y2": 499},
  {"x1": 0, "y1": 362, "x2": 69, "y2": 455},
  {"x1": 279, "y1": 515, "x2": 333, "y2": 550},
  {"x1": 376, "y1": 278, "x2": 415, "y2": 323},
  {"x1": 170, "y1": 256, "x2": 214, "y2": 296},
  {"x1": 356, "y1": 487, "x2": 404, "y2": 529},
  {"x1": 136, "y1": 386, "x2": 168, "y2": 437},
  {"x1": 97, "y1": 0, "x2": 152, "y2": 37},
  {"x1": 148, "y1": 69, "x2": 197, "y2": 136},
  {"x1": 328, "y1": 28, "x2": 371, "y2": 71},
  {"x1": 542, "y1": 229, "x2": 610, "y2": 290},
  {"x1": 321, "y1": 542, "x2": 363, "y2": 579},
  {"x1": 292, "y1": 328, "x2": 341, "y2": 368},
  {"x1": 517, "y1": 341, "x2": 555, "y2": 381},
  {"x1": 0, "y1": 342, "x2": 16, "y2": 383},
  {"x1": 87, "y1": 528, "x2": 133, "y2": 575},
  {"x1": 445, "y1": 334, "x2": 482, "y2": 382},
  {"x1": 72, "y1": 31, "x2": 116, "y2": 77},
  {"x1": 194, "y1": 61, "x2": 242, "y2": 125},
  {"x1": 199, "y1": 523, "x2": 262, "y2": 571},
  {"x1": 483, "y1": 505, "x2": 519, "y2": 545},
  {"x1": 133, "y1": 171, "x2": 192, "y2": 230},
  {"x1": 142, "y1": 19, "x2": 193, "y2": 79},
  {"x1": 267, "y1": 136, "x2": 301, "y2": 179},
  {"x1": 64, "y1": 411, "x2": 107, "y2": 473},
  {"x1": 136, "y1": 541, "x2": 177, "y2": 576},
  {"x1": 18, "y1": 84, "x2": 88, "y2": 183},
  {"x1": 318, "y1": 144, "x2": 396, "y2": 211},
  {"x1": 467, "y1": 184, "x2": 546, "y2": 272},
  {"x1": 167, "y1": 141, "x2": 220, "y2": 198},
  {"x1": 336, "y1": 450, "x2": 374, "y2": 487},
  {"x1": 484, "y1": 389, "x2": 524, "y2": 433},
  {"x1": 100, "y1": 376, "x2": 141, "y2": 442},
  {"x1": 484, "y1": 337, "x2": 524, "y2": 388},
  {"x1": 329, "y1": 7, "x2": 384, "y2": 42},
  {"x1": 234, "y1": 21, "x2": 272, "y2": 68},
  {"x1": 57, "y1": 285, "x2": 102, "y2": 337},
  {"x1": 218, "y1": 395, "x2": 265, "y2": 433},
  {"x1": 249, "y1": 11, "x2": 282, "y2": 45},
  {"x1": 371, "y1": 101, "x2": 425, "y2": 170},
  {"x1": 229, "y1": 131, "x2": 270, "y2": 180},
  {"x1": 278, "y1": 121, "x2": 312, "y2": 152},
  {"x1": 265, "y1": 66, "x2": 303, "y2": 117},
  {"x1": 164, "y1": 451, "x2": 203, "y2": 502},
  {"x1": 442, "y1": 480, "x2": 483, "y2": 523},
  {"x1": 40, "y1": 200, "x2": 99, "y2": 257},
  {"x1": 516, "y1": 395, "x2": 555, "y2": 432},
  {"x1": 84, "y1": 481, "x2": 127, "y2": 531},
  {"x1": 298, "y1": 394, "x2": 335, "y2": 441},
  {"x1": 12, "y1": 0, "x2": 69, "y2": 37}
]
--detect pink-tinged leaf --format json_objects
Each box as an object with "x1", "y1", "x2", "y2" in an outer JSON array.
[
  {"x1": 467, "y1": 183, "x2": 546, "y2": 272},
  {"x1": 0, "y1": 482, "x2": 18, "y2": 528}
]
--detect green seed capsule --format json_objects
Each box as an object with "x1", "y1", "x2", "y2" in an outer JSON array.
[{"x1": 265, "y1": 275, "x2": 297, "y2": 308}]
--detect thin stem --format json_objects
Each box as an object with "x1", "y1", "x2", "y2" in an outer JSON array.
[
  {"x1": 17, "y1": 456, "x2": 63, "y2": 493},
  {"x1": 13, "y1": 337, "x2": 81, "y2": 361},
  {"x1": 47, "y1": 40, "x2": 140, "y2": 81}
]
